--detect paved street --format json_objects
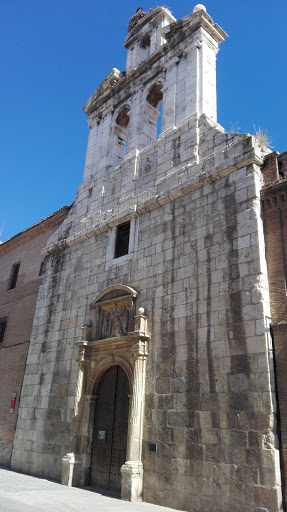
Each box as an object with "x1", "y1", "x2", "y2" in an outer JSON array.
[{"x1": 0, "y1": 467, "x2": 184, "y2": 512}]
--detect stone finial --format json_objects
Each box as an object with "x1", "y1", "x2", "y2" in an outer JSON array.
[
  {"x1": 134, "y1": 307, "x2": 149, "y2": 333},
  {"x1": 193, "y1": 4, "x2": 207, "y2": 13}
]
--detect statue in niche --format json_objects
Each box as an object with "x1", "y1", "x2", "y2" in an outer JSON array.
[
  {"x1": 100, "y1": 306, "x2": 130, "y2": 339},
  {"x1": 111, "y1": 315, "x2": 124, "y2": 337},
  {"x1": 108, "y1": 308, "x2": 129, "y2": 338}
]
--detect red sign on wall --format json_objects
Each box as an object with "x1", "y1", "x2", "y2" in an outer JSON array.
[{"x1": 9, "y1": 393, "x2": 16, "y2": 413}]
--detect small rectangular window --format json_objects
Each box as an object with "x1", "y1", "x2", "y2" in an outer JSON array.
[
  {"x1": 0, "y1": 318, "x2": 7, "y2": 344},
  {"x1": 115, "y1": 222, "x2": 130, "y2": 258},
  {"x1": 8, "y1": 262, "x2": 20, "y2": 290}
]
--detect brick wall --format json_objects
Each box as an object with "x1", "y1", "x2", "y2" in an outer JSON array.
[
  {"x1": 0, "y1": 207, "x2": 69, "y2": 466},
  {"x1": 262, "y1": 153, "x2": 287, "y2": 504}
]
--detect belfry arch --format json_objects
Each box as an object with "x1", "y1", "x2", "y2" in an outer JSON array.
[
  {"x1": 139, "y1": 81, "x2": 164, "y2": 146},
  {"x1": 62, "y1": 285, "x2": 150, "y2": 502},
  {"x1": 146, "y1": 83, "x2": 163, "y2": 109}
]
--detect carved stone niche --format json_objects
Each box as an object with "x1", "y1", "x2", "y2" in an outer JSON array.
[{"x1": 88, "y1": 285, "x2": 137, "y2": 341}]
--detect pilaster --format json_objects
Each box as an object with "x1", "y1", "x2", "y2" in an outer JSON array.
[
  {"x1": 121, "y1": 310, "x2": 148, "y2": 501},
  {"x1": 161, "y1": 58, "x2": 179, "y2": 134}
]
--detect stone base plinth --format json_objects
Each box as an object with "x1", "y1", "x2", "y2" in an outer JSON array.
[
  {"x1": 61, "y1": 453, "x2": 83, "y2": 487},
  {"x1": 121, "y1": 461, "x2": 143, "y2": 502}
]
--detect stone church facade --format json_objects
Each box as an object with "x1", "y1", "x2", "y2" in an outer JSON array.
[{"x1": 11, "y1": 6, "x2": 284, "y2": 512}]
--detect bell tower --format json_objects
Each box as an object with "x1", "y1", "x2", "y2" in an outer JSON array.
[{"x1": 81, "y1": 5, "x2": 227, "y2": 184}]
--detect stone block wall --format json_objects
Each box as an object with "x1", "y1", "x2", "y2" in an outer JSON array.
[
  {"x1": 11, "y1": 115, "x2": 283, "y2": 511},
  {"x1": 141, "y1": 173, "x2": 278, "y2": 512}
]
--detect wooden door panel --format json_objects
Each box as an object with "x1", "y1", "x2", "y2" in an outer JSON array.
[
  {"x1": 109, "y1": 366, "x2": 129, "y2": 493},
  {"x1": 90, "y1": 365, "x2": 129, "y2": 494},
  {"x1": 90, "y1": 366, "x2": 117, "y2": 490}
]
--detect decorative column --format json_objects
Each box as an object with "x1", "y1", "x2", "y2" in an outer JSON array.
[{"x1": 121, "y1": 308, "x2": 150, "y2": 502}]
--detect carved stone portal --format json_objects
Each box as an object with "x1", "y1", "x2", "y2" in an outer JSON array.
[{"x1": 62, "y1": 285, "x2": 150, "y2": 503}]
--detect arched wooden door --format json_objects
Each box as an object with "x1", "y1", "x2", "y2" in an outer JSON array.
[{"x1": 90, "y1": 365, "x2": 130, "y2": 494}]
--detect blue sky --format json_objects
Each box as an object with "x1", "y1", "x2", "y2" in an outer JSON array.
[{"x1": 1, "y1": 1, "x2": 286, "y2": 241}]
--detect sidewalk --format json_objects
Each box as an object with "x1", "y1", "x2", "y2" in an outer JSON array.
[{"x1": 0, "y1": 467, "x2": 184, "y2": 512}]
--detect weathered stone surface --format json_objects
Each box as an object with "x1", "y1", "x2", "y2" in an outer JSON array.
[{"x1": 11, "y1": 5, "x2": 283, "y2": 512}]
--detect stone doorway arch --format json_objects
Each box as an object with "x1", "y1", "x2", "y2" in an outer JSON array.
[{"x1": 62, "y1": 285, "x2": 150, "y2": 502}]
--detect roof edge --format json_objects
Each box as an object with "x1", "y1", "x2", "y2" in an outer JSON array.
[{"x1": 0, "y1": 206, "x2": 71, "y2": 250}]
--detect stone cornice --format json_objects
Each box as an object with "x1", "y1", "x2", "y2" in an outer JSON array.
[
  {"x1": 75, "y1": 331, "x2": 150, "y2": 358},
  {"x1": 162, "y1": 9, "x2": 227, "y2": 45},
  {"x1": 124, "y1": 7, "x2": 176, "y2": 49},
  {"x1": 83, "y1": 68, "x2": 124, "y2": 115}
]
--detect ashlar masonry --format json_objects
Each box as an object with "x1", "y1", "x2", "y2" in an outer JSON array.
[{"x1": 12, "y1": 5, "x2": 283, "y2": 512}]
